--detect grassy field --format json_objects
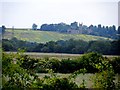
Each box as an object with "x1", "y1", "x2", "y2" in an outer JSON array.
[
  {"x1": 3, "y1": 29, "x2": 112, "y2": 43},
  {"x1": 37, "y1": 73, "x2": 94, "y2": 88},
  {"x1": 5, "y1": 52, "x2": 119, "y2": 59},
  {"x1": 37, "y1": 73, "x2": 120, "y2": 88}
]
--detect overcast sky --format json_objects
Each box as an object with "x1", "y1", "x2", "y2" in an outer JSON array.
[{"x1": 0, "y1": 0, "x2": 119, "y2": 28}]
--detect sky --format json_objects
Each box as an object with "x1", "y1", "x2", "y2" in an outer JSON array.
[{"x1": 0, "y1": 0, "x2": 119, "y2": 28}]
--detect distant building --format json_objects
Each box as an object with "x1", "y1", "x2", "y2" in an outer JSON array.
[
  {"x1": 67, "y1": 22, "x2": 83, "y2": 34},
  {"x1": 67, "y1": 29, "x2": 82, "y2": 34},
  {"x1": 87, "y1": 29, "x2": 93, "y2": 34}
]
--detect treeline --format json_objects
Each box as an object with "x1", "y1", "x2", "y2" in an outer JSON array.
[
  {"x1": 38, "y1": 22, "x2": 118, "y2": 39},
  {"x1": 2, "y1": 37, "x2": 120, "y2": 55},
  {"x1": 22, "y1": 52, "x2": 119, "y2": 74},
  {"x1": 2, "y1": 52, "x2": 120, "y2": 89}
]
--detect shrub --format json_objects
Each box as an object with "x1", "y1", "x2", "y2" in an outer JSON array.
[
  {"x1": 109, "y1": 57, "x2": 120, "y2": 74},
  {"x1": 47, "y1": 58, "x2": 61, "y2": 73},
  {"x1": 33, "y1": 77, "x2": 78, "y2": 90},
  {"x1": 59, "y1": 58, "x2": 79, "y2": 73},
  {"x1": 92, "y1": 60, "x2": 116, "y2": 89},
  {"x1": 2, "y1": 52, "x2": 34, "y2": 89},
  {"x1": 77, "y1": 52, "x2": 104, "y2": 73}
]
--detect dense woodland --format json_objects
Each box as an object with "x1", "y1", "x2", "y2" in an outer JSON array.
[
  {"x1": 2, "y1": 37, "x2": 120, "y2": 55},
  {"x1": 32, "y1": 22, "x2": 119, "y2": 39}
]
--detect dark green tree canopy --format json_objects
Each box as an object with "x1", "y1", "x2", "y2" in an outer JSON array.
[
  {"x1": 32, "y1": 23, "x2": 37, "y2": 30},
  {"x1": 2, "y1": 25, "x2": 6, "y2": 34},
  {"x1": 40, "y1": 22, "x2": 117, "y2": 39}
]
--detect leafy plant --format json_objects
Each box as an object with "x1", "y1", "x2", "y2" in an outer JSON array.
[
  {"x1": 92, "y1": 59, "x2": 116, "y2": 89},
  {"x1": 2, "y1": 52, "x2": 38, "y2": 89}
]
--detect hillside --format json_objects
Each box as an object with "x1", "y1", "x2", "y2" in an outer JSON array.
[
  {"x1": 3, "y1": 29, "x2": 112, "y2": 43},
  {"x1": 40, "y1": 22, "x2": 117, "y2": 39}
]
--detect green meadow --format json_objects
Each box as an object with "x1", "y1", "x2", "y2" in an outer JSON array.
[{"x1": 3, "y1": 29, "x2": 112, "y2": 43}]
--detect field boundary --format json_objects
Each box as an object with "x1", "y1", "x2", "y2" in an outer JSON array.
[{"x1": 5, "y1": 52, "x2": 119, "y2": 58}]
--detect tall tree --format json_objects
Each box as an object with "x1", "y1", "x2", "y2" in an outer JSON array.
[
  {"x1": 117, "y1": 26, "x2": 120, "y2": 40},
  {"x1": 70, "y1": 22, "x2": 78, "y2": 30},
  {"x1": 32, "y1": 23, "x2": 37, "y2": 30},
  {"x1": 2, "y1": 25, "x2": 6, "y2": 34},
  {"x1": 1, "y1": 25, "x2": 6, "y2": 39},
  {"x1": 118, "y1": 26, "x2": 120, "y2": 34}
]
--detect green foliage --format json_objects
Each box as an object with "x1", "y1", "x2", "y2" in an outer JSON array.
[
  {"x1": 2, "y1": 37, "x2": 38, "y2": 52},
  {"x1": 42, "y1": 78, "x2": 78, "y2": 90},
  {"x1": 3, "y1": 36, "x2": 119, "y2": 55},
  {"x1": 1, "y1": 25, "x2": 6, "y2": 34},
  {"x1": 2, "y1": 51, "x2": 120, "y2": 89},
  {"x1": 93, "y1": 61, "x2": 116, "y2": 89},
  {"x1": 110, "y1": 40, "x2": 120, "y2": 55},
  {"x1": 110, "y1": 57, "x2": 120, "y2": 74},
  {"x1": 17, "y1": 54, "x2": 39, "y2": 71},
  {"x1": 29, "y1": 52, "x2": 120, "y2": 74},
  {"x1": 2, "y1": 52, "x2": 38, "y2": 89},
  {"x1": 87, "y1": 41, "x2": 111, "y2": 54},
  {"x1": 47, "y1": 58, "x2": 61, "y2": 73},
  {"x1": 77, "y1": 52, "x2": 104, "y2": 73},
  {"x1": 2, "y1": 39, "x2": 15, "y2": 51},
  {"x1": 59, "y1": 58, "x2": 78, "y2": 73},
  {"x1": 32, "y1": 69, "x2": 78, "y2": 90},
  {"x1": 32, "y1": 23, "x2": 37, "y2": 30}
]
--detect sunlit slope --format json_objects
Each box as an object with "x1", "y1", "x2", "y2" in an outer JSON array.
[{"x1": 4, "y1": 29, "x2": 112, "y2": 43}]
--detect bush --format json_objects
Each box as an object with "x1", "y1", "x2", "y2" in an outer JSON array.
[
  {"x1": 36, "y1": 52, "x2": 108, "y2": 73},
  {"x1": 76, "y1": 52, "x2": 104, "y2": 73},
  {"x1": 2, "y1": 52, "x2": 34, "y2": 89},
  {"x1": 59, "y1": 58, "x2": 79, "y2": 73},
  {"x1": 109, "y1": 57, "x2": 120, "y2": 74},
  {"x1": 33, "y1": 77, "x2": 78, "y2": 90},
  {"x1": 2, "y1": 51, "x2": 120, "y2": 89},
  {"x1": 47, "y1": 58, "x2": 61, "y2": 73},
  {"x1": 92, "y1": 60, "x2": 116, "y2": 89}
]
